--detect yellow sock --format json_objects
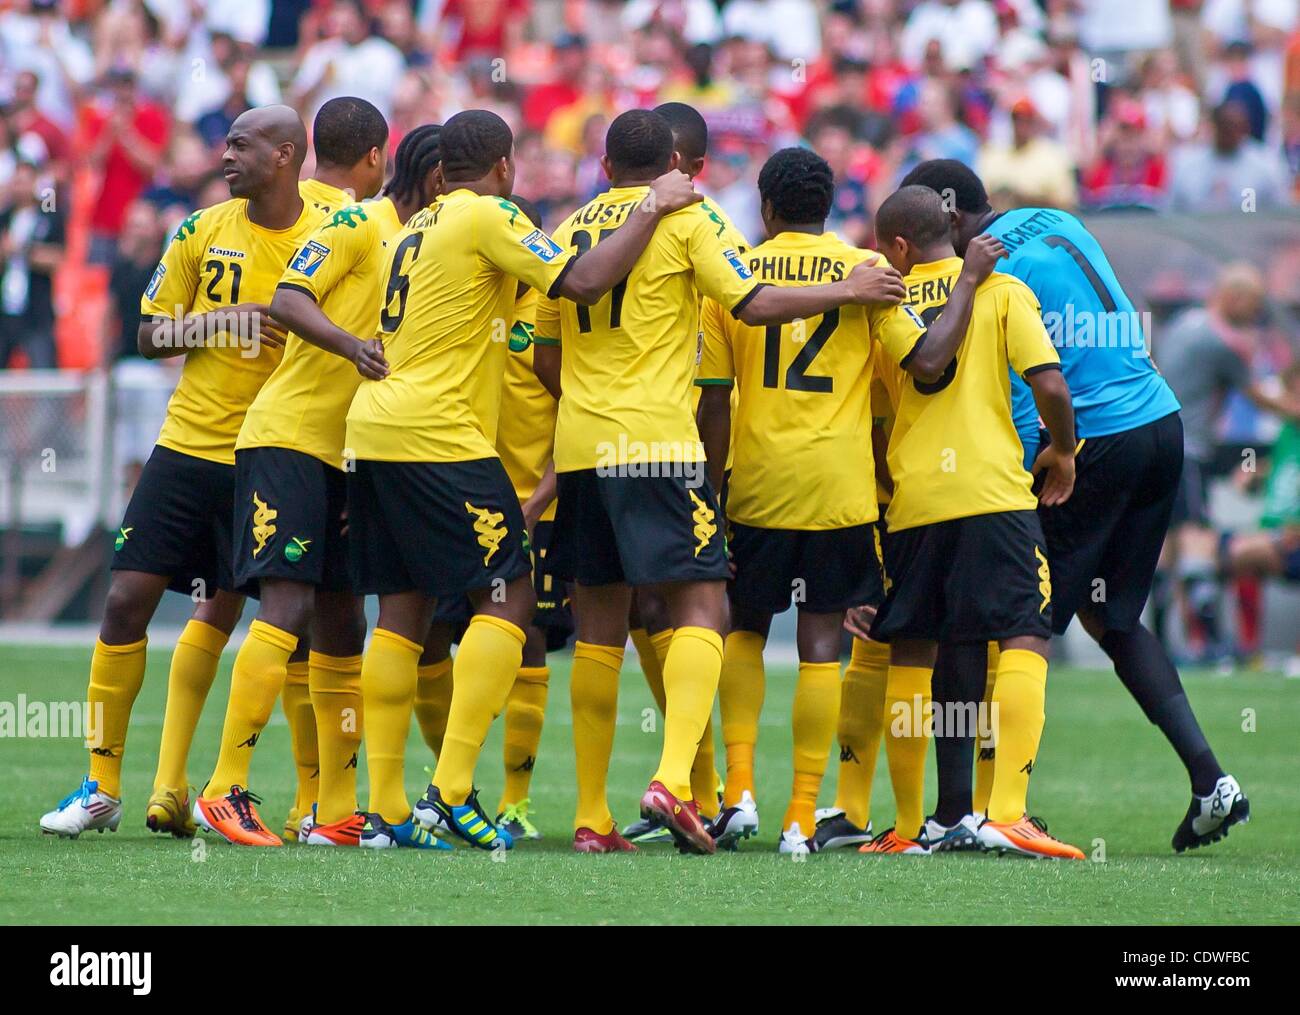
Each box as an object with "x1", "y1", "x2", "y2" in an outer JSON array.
[
  {"x1": 432, "y1": 614, "x2": 525, "y2": 805},
  {"x1": 987, "y1": 648, "x2": 1048, "y2": 824},
  {"x1": 973, "y1": 642, "x2": 999, "y2": 814},
  {"x1": 718, "y1": 629, "x2": 765, "y2": 806},
  {"x1": 883, "y1": 664, "x2": 932, "y2": 840},
  {"x1": 310, "y1": 651, "x2": 363, "y2": 825},
  {"x1": 361, "y1": 627, "x2": 422, "y2": 824},
  {"x1": 630, "y1": 627, "x2": 670, "y2": 713},
  {"x1": 570, "y1": 642, "x2": 624, "y2": 833},
  {"x1": 834, "y1": 638, "x2": 889, "y2": 828},
  {"x1": 206, "y1": 620, "x2": 297, "y2": 799},
  {"x1": 499, "y1": 665, "x2": 549, "y2": 812},
  {"x1": 690, "y1": 713, "x2": 720, "y2": 818},
  {"x1": 653, "y1": 626, "x2": 724, "y2": 801},
  {"x1": 283, "y1": 658, "x2": 317, "y2": 816},
  {"x1": 154, "y1": 620, "x2": 226, "y2": 793},
  {"x1": 783, "y1": 660, "x2": 841, "y2": 834},
  {"x1": 414, "y1": 657, "x2": 453, "y2": 758},
  {"x1": 86, "y1": 637, "x2": 148, "y2": 799}
]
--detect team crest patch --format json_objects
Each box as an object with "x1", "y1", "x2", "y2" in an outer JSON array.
[
  {"x1": 284, "y1": 537, "x2": 311, "y2": 563},
  {"x1": 722, "y1": 248, "x2": 753, "y2": 281},
  {"x1": 145, "y1": 263, "x2": 166, "y2": 299},
  {"x1": 520, "y1": 229, "x2": 562, "y2": 263},
  {"x1": 291, "y1": 240, "x2": 331, "y2": 277}
]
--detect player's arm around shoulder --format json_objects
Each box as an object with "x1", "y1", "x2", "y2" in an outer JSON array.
[{"x1": 137, "y1": 202, "x2": 280, "y2": 360}]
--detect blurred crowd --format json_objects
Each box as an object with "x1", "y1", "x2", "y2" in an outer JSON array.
[{"x1": 0, "y1": 0, "x2": 1298, "y2": 372}]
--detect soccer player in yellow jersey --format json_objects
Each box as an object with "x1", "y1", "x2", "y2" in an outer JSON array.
[
  {"x1": 39, "y1": 106, "x2": 317, "y2": 840},
  {"x1": 535, "y1": 111, "x2": 910, "y2": 854},
  {"x1": 697, "y1": 148, "x2": 968, "y2": 854},
  {"x1": 863, "y1": 185, "x2": 1084, "y2": 860},
  {"x1": 617, "y1": 101, "x2": 747, "y2": 843},
  {"x1": 189, "y1": 115, "x2": 438, "y2": 848},
  {"x1": 409, "y1": 195, "x2": 568, "y2": 844},
  {"x1": 344, "y1": 109, "x2": 699, "y2": 852}
]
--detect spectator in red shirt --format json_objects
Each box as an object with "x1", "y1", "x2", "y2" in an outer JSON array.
[
  {"x1": 83, "y1": 68, "x2": 169, "y2": 266},
  {"x1": 522, "y1": 33, "x2": 588, "y2": 132},
  {"x1": 1082, "y1": 97, "x2": 1169, "y2": 210},
  {"x1": 438, "y1": 0, "x2": 528, "y2": 63},
  {"x1": 8, "y1": 71, "x2": 68, "y2": 178}
]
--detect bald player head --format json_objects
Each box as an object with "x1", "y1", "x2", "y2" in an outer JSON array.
[{"x1": 222, "y1": 104, "x2": 308, "y2": 199}]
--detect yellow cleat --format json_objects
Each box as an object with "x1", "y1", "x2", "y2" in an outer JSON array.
[{"x1": 146, "y1": 787, "x2": 197, "y2": 838}]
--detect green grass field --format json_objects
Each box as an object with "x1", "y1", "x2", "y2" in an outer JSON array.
[{"x1": 1, "y1": 642, "x2": 1297, "y2": 925}]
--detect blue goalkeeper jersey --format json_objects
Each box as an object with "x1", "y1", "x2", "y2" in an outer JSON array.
[{"x1": 987, "y1": 207, "x2": 1180, "y2": 442}]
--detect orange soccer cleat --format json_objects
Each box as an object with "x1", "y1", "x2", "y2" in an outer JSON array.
[
  {"x1": 193, "y1": 786, "x2": 282, "y2": 847},
  {"x1": 858, "y1": 827, "x2": 931, "y2": 856},
  {"x1": 977, "y1": 815, "x2": 1085, "y2": 860},
  {"x1": 305, "y1": 812, "x2": 365, "y2": 847}
]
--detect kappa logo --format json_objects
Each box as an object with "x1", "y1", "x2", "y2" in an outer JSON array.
[
  {"x1": 840, "y1": 744, "x2": 859, "y2": 764},
  {"x1": 237, "y1": 733, "x2": 259, "y2": 749},
  {"x1": 114, "y1": 527, "x2": 133, "y2": 552},
  {"x1": 464, "y1": 501, "x2": 508, "y2": 565},
  {"x1": 1020, "y1": 758, "x2": 1035, "y2": 775},
  {"x1": 290, "y1": 239, "x2": 331, "y2": 277},
  {"x1": 345, "y1": 752, "x2": 357, "y2": 771},
  {"x1": 1034, "y1": 545, "x2": 1051, "y2": 612},
  {"x1": 251, "y1": 492, "x2": 277, "y2": 558},
  {"x1": 520, "y1": 228, "x2": 563, "y2": 263},
  {"x1": 514, "y1": 755, "x2": 535, "y2": 773},
  {"x1": 872, "y1": 526, "x2": 891, "y2": 592},
  {"x1": 688, "y1": 490, "x2": 717, "y2": 557}
]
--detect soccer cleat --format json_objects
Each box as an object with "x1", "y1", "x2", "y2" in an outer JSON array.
[
  {"x1": 573, "y1": 825, "x2": 638, "y2": 853},
  {"x1": 639, "y1": 781, "x2": 715, "y2": 855},
  {"x1": 1172, "y1": 775, "x2": 1250, "y2": 853},
  {"x1": 40, "y1": 777, "x2": 122, "y2": 838},
  {"x1": 778, "y1": 821, "x2": 813, "y2": 856},
  {"x1": 621, "y1": 815, "x2": 674, "y2": 845},
  {"x1": 977, "y1": 815, "x2": 1084, "y2": 860},
  {"x1": 812, "y1": 807, "x2": 873, "y2": 851},
  {"x1": 858, "y1": 827, "x2": 930, "y2": 855},
  {"x1": 283, "y1": 805, "x2": 312, "y2": 843},
  {"x1": 359, "y1": 812, "x2": 452, "y2": 850},
  {"x1": 192, "y1": 786, "x2": 282, "y2": 847},
  {"x1": 146, "y1": 786, "x2": 196, "y2": 838},
  {"x1": 497, "y1": 798, "x2": 542, "y2": 841},
  {"x1": 710, "y1": 790, "x2": 760, "y2": 849},
  {"x1": 413, "y1": 784, "x2": 513, "y2": 851},
  {"x1": 923, "y1": 813, "x2": 983, "y2": 853},
  {"x1": 305, "y1": 811, "x2": 365, "y2": 847}
]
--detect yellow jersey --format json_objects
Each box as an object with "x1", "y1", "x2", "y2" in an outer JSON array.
[
  {"x1": 238, "y1": 196, "x2": 404, "y2": 469},
  {"x1": 698, "y1": 231, "x2": 923, "y2": 529},
  {"x1": 300, "y1": 176, "x2": 352, "y2": 218},
  {"x1": 534, "y1": 185, "x2": 762, "y2": 473},
  {"x1": 870, "y1": 342, "x2": 906, "y2": 506},
  {"x1": 140, "y1": 188, "x2": 333, "y2": 465},
  {"x1": 496, "y1": 288, "x2": 558, "y2": 521},
  {"x1": 875, "y1": 257, "x2": 1059, "y2": 531},
  {"x1": 345, "y1": 189, "x2": 575, "y2": 463}
]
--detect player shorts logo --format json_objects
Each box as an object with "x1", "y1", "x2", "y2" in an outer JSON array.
[
  {"x1": 1035, "y1": 545, "x2": 1051, "y2": 612},
  {"x1": 688, "y1": 491, "x2": 717, "y2": 557},
  {"x1": 145, "y1": 263, "x2": 166, "y2": 299},
  {"x1": 114, "y1": 527, "x2": 133, "y2": 552},
  {"x1": 722, "y1": 248, "x2": 753, "y2": 280},
  {"x1": 520, "y1": 228, "x2": 563, "y2": 263},
  {"x1": 872, "y1": 526, "x2": 892, "y2": 592},
  {"x1": 465, "y1": 501, "x2": 508, "y2": 565},
  {"x1": 284, "y1": 537, "x2": 311, "y2": 563},
  {"x1": 509, "y1": 320, "x2": 535, "y2": 352},
  {"x1": 290, "y1": 240, "x2": 331, "y2": 277},
  {"x1": 251, "y1": 492, "x2": 278, "y2": 558}
]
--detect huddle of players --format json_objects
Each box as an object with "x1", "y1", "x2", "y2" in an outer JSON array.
[{"x1": 40, "y1": 94, "x2": 1249, "y2": 859}]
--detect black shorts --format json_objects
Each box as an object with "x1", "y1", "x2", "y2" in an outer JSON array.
[
  {"x1": 427, "y1": 520, "x2": 574, "y2": 653},
  {"x1": 869, "y1": 510, "x2": 1053, "y2": 643},
  {"x1": 348, "y1": 457, "x2": 532, "y2": 598},
  {"x1": 232, "y1": 447, "x2": 350, "y2": 596},
  {"x1": 729, "y1": 521, "x2": 885, "y2": 614},
  {"x1": 1038, "y1": 411, "x2": 1182, "y2": 635},
  {"x1": 111, "y1": 444, "x2": 236, "y2": 599},
  {"x1": 1169, "y1": 454, "x2": 1211, "y2": 528},
  {"x1": 551, "y1": 468, "x2": 729, "y2": 587}
]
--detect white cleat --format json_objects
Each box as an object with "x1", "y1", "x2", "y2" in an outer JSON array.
[
  {"x1": 709, "y1": 789, "x2": 760, "y2": 849},
  {"x1": 40, "y1": 777, "x2": 122, "y2": 839},
  {"x1": 778, "y1": 821, "x2": 813, "y2": 856},
  {"x1": 1172, "y1": 774, "x2": 1250, "y2": 853},
  {"x1": 923, "y1": 813, "x2": 984, "y2": 852}
]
